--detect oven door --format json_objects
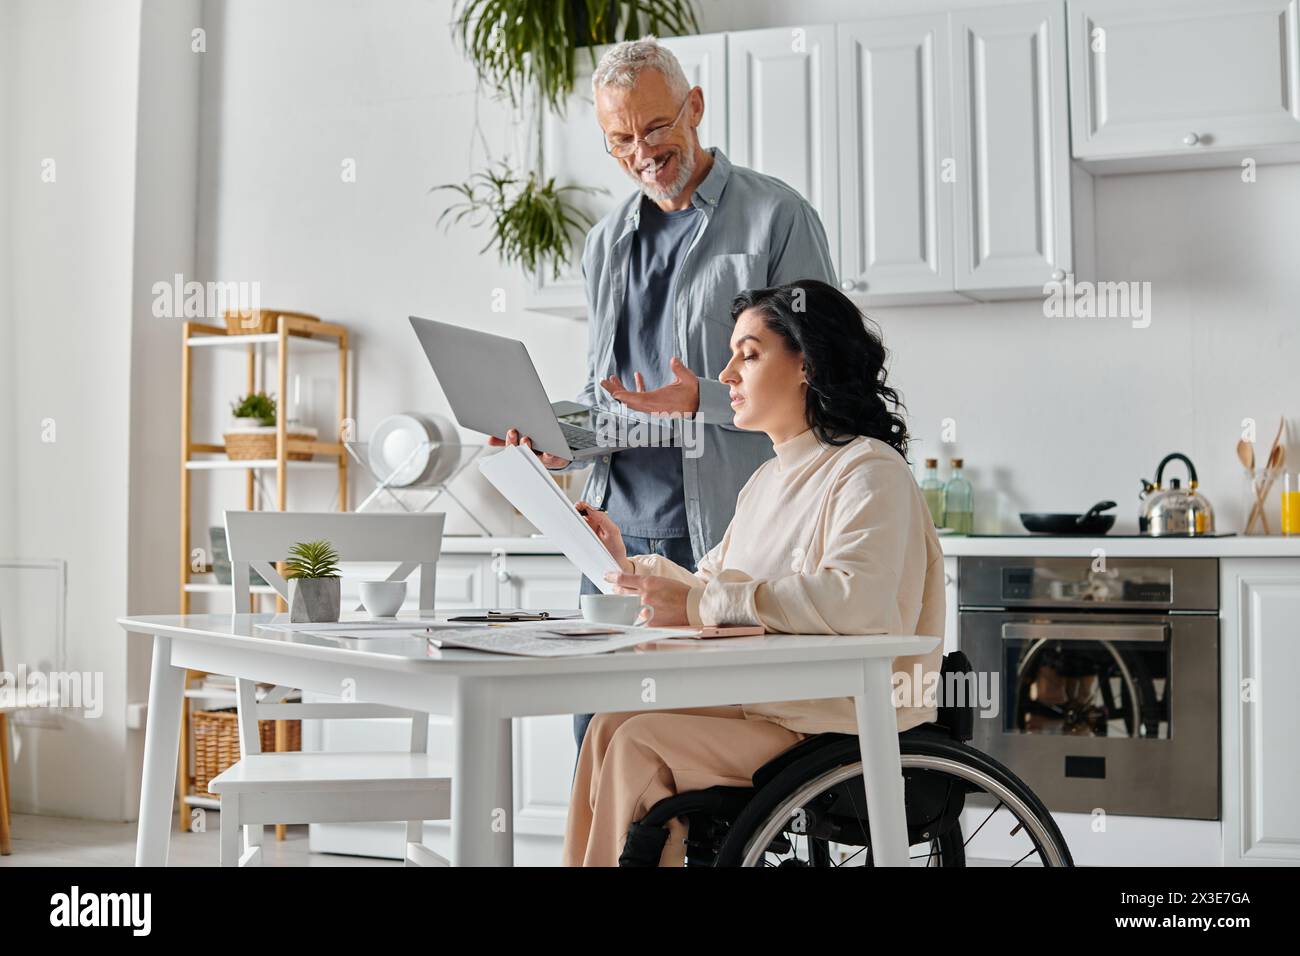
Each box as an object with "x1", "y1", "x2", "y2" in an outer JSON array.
[{"x1": 962, "y1": 610, "x2": 1219, "y2": 820}]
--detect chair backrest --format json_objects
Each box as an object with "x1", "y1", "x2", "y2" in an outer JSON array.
[
  {"x1": 222, "y1": 513, "x2": 444, "y2": 749},
  {"x1": 223, "y1": 511, "x2": 446, "y2": 612}
]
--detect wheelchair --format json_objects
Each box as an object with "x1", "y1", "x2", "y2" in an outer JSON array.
[{"x1": 618, "y1": 651, "x2": 1074, "y2": 867}]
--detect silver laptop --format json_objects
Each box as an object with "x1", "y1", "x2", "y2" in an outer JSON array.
[{"x1": 410, "y1": 316, "x2": 667, "y2": 461}]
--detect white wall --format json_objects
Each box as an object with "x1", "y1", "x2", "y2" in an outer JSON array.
[
  {"x1": 191, "y1": 0, "x2": 588, "y2": 572},
  {"x1": 123, "y1": 0, "x2": 203, "y2": 818},
  {"x1": 3, "y1": 0, "x2": 144, "y2": 819},
  {"x1": 193, "y1": 0, "x2": 1297, "y2": 543},
  {"x1": 0, "y1": 0, "x2": 16, "y2": 557}
]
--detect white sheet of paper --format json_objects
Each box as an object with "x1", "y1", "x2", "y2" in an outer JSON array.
[{"x1": 479, "y1": 445, "x2": 622, "y2": 594}]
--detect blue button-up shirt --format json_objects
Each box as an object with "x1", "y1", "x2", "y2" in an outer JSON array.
[{"x1": 570, "y1": 148, "x2": 837, "y2": 562}]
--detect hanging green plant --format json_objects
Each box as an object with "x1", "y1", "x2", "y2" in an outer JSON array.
[
  {"x1": 453, "y1": 0, "x2": 700, "y2": 113},
  {"x1": 434, "y1": 162, "x2": 604, "y2": 279}
]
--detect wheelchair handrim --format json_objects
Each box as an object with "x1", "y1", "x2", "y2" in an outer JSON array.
[{"x1": 738, "y1": 754, "x2": 1070, "y2": 867}]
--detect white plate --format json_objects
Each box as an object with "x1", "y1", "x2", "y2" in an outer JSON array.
[{"x1": 367, "y1": 412, "x2": 458, "y2": 487}]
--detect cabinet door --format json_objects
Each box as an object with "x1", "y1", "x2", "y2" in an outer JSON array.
[
  {"x1": 496, "y1": 554, "x2": 582, "y2": 610},
  {"x1": 435, "y1": 554, "x2": 492, "y2": 610},
  {"x1": 1222, "y1": 558, "x2": 1300, "y2": 864},
  {"x1": 1069, "y1": 0, "x2": 1300, "y2": 161},
  {"x1": 943, "y1": 556, "x2": 959, "y2": 655},
  {"x1": 952, "y1": 1, "x2": 1072, "y2": 297},
  {"x1": 837, "y1": 15, "x2": 953, "y2": 298},
  {"x1": 726, "y1": 25, "x2": 839, "y2": 268},
  {"x1": 529, "y1": 34, "x2": 728, "y2": 314}
]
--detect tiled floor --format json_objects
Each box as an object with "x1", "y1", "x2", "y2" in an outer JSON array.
[{"x1": 0, "y1": 814, "x2": 400, "y2": 867}]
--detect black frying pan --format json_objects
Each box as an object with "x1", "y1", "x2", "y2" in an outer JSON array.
[{"x1": 1020, "y1": 500, "x2": 1117, "y2": 535}]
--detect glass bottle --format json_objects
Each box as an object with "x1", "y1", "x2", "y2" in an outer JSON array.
[
  {"x1": 919, "y1": 458, "x2": 945, "y2": 528},
  {"x1": 943, "y1": 458, "x2": 974, "y2": 533}
]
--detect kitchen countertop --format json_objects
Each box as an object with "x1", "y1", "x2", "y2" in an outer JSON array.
[
  {"x1": 441, "y1": 533, "x2": 1300, "y2": 559},
  {"x1": 936, "y1": 534, "x2": 1300, "y2": 558}
]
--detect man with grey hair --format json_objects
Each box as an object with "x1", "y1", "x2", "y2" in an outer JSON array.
[{"x1": 495, "y1": 36, "x2": 837, "y2": 749}]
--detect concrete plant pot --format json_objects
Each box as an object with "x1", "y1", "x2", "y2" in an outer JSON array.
[{"x1": 288, "y1": 577, "x2": 341, "y2": 624}]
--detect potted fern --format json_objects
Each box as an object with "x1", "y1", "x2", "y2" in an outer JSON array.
[{"x1": 285, "y1": 539, "x2": 342, "y2": 624}]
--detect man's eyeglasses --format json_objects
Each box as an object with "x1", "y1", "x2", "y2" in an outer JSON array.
[{"x1": 602, "y1": 94, "x2": 692, "y2": 158}]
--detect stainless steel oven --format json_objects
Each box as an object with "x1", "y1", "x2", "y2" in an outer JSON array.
[{"x1": 959, "y1": 556, "x2": 1219, "y2": 820}]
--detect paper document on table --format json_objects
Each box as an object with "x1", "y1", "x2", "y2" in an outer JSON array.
[
  {"x1": 426, "y1": 621, "x2": 693, "y2": 657},
  {"x1": 479, "y1": 445, "x2": 622, "y2": 594}
]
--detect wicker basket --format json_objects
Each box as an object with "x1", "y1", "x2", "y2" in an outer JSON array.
[
  {"x1": 224, "y1": 308, "x2": 320, "y2": 336},
  {"x1": 192, "y1": 708, "x2": 302, "y2": 797},
  {"x1": 224, "y1": 428, "x2": 316, "y2": 461}
]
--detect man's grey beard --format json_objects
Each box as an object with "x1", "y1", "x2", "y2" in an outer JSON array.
[{"x1": 627, "y1": 146, "x2": 696, "y2": 203}]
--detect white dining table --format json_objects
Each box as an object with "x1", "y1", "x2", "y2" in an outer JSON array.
[{"x1": 118, "y1": 612, "x2": 938, "y2": 867}]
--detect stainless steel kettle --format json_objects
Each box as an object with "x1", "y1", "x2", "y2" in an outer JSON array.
[{"x1": 1139, "y1": 452, "x2": 1215, "y2": 536}]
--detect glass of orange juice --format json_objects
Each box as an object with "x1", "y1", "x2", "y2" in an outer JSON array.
[{"x1": 1284, "y1": 473, "x2": 1300, "y2": 536}]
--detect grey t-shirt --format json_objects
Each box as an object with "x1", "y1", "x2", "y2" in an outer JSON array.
[{"x1": 605, "y1": 197, "x2": 703, "y2": 538}]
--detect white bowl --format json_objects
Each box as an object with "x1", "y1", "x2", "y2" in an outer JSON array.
[{"x1": 359, "y1": 580, "x2": 407, "y2": 617}]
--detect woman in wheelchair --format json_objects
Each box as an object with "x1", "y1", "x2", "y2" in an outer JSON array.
[{"x1": 563, "y1": 279, "x2": 947, "y2": 867}]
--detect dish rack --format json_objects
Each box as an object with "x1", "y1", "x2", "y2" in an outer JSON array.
[{"x1": 344, "y1": 440, "x2": 491, "y2": 534}]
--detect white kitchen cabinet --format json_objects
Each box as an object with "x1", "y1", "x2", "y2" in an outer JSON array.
[
  {"x1": 726, "y1": 25, "x2": 839, "y2": 270},
  {"x1": 951, "y1": 2, "x2": 1084, "y2": 298},
  {"x1": 308, "y1": 549, "x2": 581, "y2": 864},
  {"x1": 1068, "y1": 0, "x2": 1300, "y2": 171},
  {"x1": 1220, "y1": 558, "x2": 1300, "y2": 865},
  {"x1": 837, "y1": 14, "x2": 957, "y2": 303},
  {"x1": 527, "y1": 34, "x2": 728, "y2": 316}
]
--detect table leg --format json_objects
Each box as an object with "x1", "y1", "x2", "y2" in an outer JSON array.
[
  {"x1": 451, "y1": 682, "x2": 513, "y2": 867},
  {"x1": 854, "y1": 657, "x2": 910, "y2": 867},
  {"x1": 136, "y1": 635, "x2": 186, "y2": 866}
]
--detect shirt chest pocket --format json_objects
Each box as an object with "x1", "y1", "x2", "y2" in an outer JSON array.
[
  {"x1": 697, "y1": 253, "x2": 769, "y2": 323},
  {"x1": 693, "y1": 253, "x2": 770, "y2": 369}
]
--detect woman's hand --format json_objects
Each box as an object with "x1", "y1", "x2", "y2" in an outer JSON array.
[
  {"x1": 577, "y1": 501, "x2": 633, "y2": 573},
  {"x1": 487, "y1": 428, "x2": 572, "y2": 470},
  {"x1": 603, "y1": 571, "x2": 692, "y2": 627}
]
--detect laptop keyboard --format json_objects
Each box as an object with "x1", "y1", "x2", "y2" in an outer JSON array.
[{"x1": 559, "y1": 421, "x2": 600, "y2": 450}]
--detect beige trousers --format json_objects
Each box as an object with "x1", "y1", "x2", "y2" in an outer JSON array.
[{"x1": 562, "y1": 705, "x2": 806, "y2": 867}]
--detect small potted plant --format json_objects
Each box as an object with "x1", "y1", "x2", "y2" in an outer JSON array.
[
  {"x1": 224, "y1": 392, "x2": 317, "y2": 461},
  {"x1": 285, "y1": 539, "x2": 341, "y2": 623},
  {"x1": 230, "y1": 391, "x2": 277, "y2": 428}
]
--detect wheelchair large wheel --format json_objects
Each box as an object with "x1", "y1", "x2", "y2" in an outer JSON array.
[{"x1": 713, "y1": 729, "x2": 1073, "y2": 867}]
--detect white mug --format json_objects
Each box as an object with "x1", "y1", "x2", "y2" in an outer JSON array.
[
  {"x1": 580, "y1": 593, "x2": 654, "y2": 627},
  {"x1": 360, "y1": 580, "x2": 406, "y2": 618}
]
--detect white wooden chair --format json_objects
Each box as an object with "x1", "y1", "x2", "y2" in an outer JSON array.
[{"x1": 209, "y1": 511, "x2": 451, "y2": 867}]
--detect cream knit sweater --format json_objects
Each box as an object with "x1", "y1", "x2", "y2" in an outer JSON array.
[{"x1": 630, "y1": 427, "x2": 946, "y2": 733}]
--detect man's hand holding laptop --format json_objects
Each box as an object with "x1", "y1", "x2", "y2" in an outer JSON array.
[{"x1": 487, "y1": 428, "x2": 572, "y2": 470}]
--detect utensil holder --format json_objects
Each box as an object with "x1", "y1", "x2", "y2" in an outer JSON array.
[{"x1": 1243, "y1": 466, "x2": 1282, "y2": 534}]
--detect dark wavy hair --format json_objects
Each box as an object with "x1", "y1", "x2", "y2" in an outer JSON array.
[{"x1": 729, "y1": 279, "x2": 910, "y2": 458}]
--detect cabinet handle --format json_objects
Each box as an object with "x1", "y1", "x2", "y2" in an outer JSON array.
[
  {"x1": 1183, "y1": 132, "x2": 1200, "y2": 146},
  {"x1": 1050, "y1": 269, "x2": 1065, "y2": 281},
  {"x1": 496, "y1": 570, "x2": 511, "y2": 583},
  {"x1": 944, "y1": 573, "x2": 953, "y2": 587},
  {"x1": 840, "y1": 279, "x2": 857, "y2": 292}
]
